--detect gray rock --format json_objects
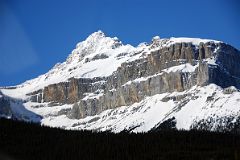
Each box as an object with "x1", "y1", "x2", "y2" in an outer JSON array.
[
  {"x1": 223, "y1": 86, "x2": 238, "y2": 94},
  {"x1": 27, "y1": 42, "x2": 240, "y2": 119}
]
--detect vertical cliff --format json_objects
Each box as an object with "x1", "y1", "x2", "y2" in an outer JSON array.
[{"x1": 25, "y1": 41, "x2": 240, "y2": 119}]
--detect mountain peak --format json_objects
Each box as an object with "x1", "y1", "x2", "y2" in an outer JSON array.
[
  {"x1": 67, "y1": 31, "x2": 123, "y2": 63},
  {"x1": 152, "y1": 36, "x2": 161, "y2": 42},
  {"x1": 84, "y1": 30, "x2": 106, "y2": 42}
]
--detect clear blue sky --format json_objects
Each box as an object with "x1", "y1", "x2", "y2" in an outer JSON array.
[{"x1": 0, "y1": 0, "x2": 239, "y2": 86}]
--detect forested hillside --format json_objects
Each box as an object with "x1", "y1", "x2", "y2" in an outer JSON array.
[{"x1": 0, "y1": 118, "x2": 240, "y2": 160}]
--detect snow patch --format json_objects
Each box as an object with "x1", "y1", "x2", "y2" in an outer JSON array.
[
  {"x1": 167, "y1": 37, "x2": 221, "y2": 46},
  {"x1": 162, "y1": 63, "x2": 198, "y2": 73}
]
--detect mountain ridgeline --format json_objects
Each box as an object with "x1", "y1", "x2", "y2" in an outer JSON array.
[
  {"x1": 29, "y1": 40, "x2": 240, "y2": 119},
  {"x1": 1, "y1": 31, "x2": 240, "y2": 132}
]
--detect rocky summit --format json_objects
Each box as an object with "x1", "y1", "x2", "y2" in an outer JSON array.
[{"x1": 1, "y1": 31, "x2": 240, "y2": 133}]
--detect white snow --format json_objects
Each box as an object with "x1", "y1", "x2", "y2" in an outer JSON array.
[
  {"x1": 152, "y1": 36, "x2": 161, "y2": 41},
  {"x1": 166, "y1": 37, "x2": 221, "y2": 46},
  {"x1": 162, "y1": 63, "x2": 198, "y2": 73},
  {"x1": 205, "y1": 58, "x2": 218, "y2": 66},
  {"x1": 24, "y1": 102, "x2": 72, "y2": 117},
  {"x1": 123, "y1": 73, "x2": 164, "y2": 86},
  {"x1": 17, "y1": 84, "x2": 237, "y2": 133}
]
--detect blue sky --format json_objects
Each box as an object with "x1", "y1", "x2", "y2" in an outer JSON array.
[{"x1": 0, "y1": 0, "x2": 239, "y2": 86}]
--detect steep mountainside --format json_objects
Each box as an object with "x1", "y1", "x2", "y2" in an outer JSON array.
[{"x1": 1, "y1": 31, "x2": 240, "y2": 132}]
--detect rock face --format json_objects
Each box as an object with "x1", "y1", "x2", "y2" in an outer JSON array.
[
  {"x1": 29, "y1": 77, "x2": 106, "y2": 105},
  {"x1": 26, "y1": 41, "x2": 240, "y2": 119}
]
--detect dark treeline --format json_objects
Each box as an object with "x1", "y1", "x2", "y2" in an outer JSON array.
[{"x1": 0, "y1": 118, "x2": 240, "y2": 160}]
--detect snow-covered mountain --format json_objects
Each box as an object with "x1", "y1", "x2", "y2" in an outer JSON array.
[{"x1": 1, "y1": 30, "x2": 240, "y2": 133}]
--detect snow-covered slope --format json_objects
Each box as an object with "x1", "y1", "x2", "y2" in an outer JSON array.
[
  {"x1": 1, "y1": 31, "x2": 240, "y2": 133},
  {"x1": 21, "y1": 84, "x2": 240, "y2": 133}
]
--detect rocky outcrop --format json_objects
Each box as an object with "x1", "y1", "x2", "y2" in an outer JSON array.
[
  {"x1": 28, "y1": 77, "x2": 106, "y2": 105},
  {"x1": 0, "y1": 95, "x2": 13, "y2": 118},
  {"x1": 27, "y1": 42, "x2": 240, "y2": 119},
  {"x1": 223, "y1": 86, "x2": 238, "y2": 94}
]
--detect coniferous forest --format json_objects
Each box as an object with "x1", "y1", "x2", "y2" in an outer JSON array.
[{"x1": 0, "y1": 118, "x2": 240, "y2": 160}]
